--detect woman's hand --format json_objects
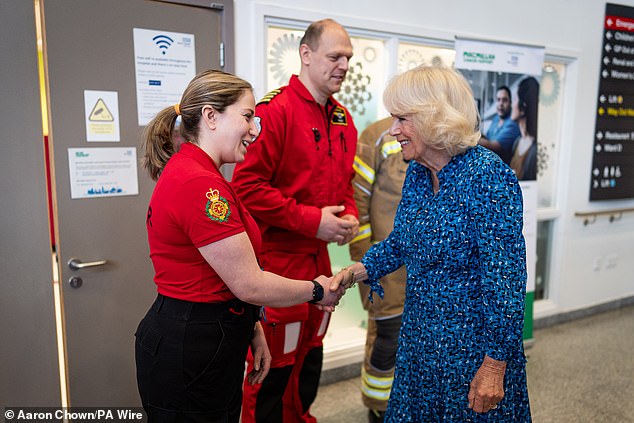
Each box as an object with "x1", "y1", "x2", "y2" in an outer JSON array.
[
  {"x1": 246, "y1": 322, "x2": 272, "y2": 385},
  {"x1": 330, "y1": 269, "x2": 352, "y2": 290},
  {"x1": 312, "y1": 275, "x2": 345, "y2": 312},
  {"x1": 468, "y1": 355, "x2": 506, "y2": 413},
  {"x1": 330, "y1": 262, "x2": 368, "y2": 291}
]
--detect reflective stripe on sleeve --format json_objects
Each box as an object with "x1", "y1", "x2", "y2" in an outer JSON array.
[
  {"x1": 350, "y1": 223, "x2": 371, "y2": 244},
  {"x1": 353, "y1": 181, "x2": 371, "y2": 197},
  {"x1": 381, "y1": 140, "x2": 402, "y2": 158},
  {"x1": 353, "y1": 156, "x2": 375, "y2": 184}
]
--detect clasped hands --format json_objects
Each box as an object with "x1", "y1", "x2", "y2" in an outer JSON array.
[
  {"x1": 311, "y1": 275, "x2": 345, "y2": 312},
  {"x1": 311, "y1": 263, "x2": 366, "y2": 312},
  {"x1": 316, "y1": 206, "x2": 359, "y2": 246}
]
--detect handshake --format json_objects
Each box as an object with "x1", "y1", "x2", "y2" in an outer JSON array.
[{"x1": 311, "y1": 262, "x2": 368, "y2": 312}]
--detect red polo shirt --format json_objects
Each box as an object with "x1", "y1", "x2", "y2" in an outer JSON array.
[{"x1": 146, "y1": 142, "x2": 261, "y2": 303}]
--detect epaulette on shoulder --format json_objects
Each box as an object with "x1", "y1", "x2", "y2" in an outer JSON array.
[{"x1": 258, "y1": 88, "x2": 284, "y2": 105}]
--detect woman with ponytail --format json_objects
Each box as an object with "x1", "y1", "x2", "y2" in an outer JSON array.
[{"x1": 135, "y1": 70, "x2": 343, "y2": 422}]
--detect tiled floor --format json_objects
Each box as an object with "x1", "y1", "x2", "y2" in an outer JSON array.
[{"x1": 311, "y1": 305, "x2": 634, "y2": 422}]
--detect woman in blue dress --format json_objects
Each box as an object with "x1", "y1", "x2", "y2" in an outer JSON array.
[{"x1": 334, "y1": 66, "x2": 531, "y2": 422}]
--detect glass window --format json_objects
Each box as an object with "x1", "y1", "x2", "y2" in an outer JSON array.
[
  {"x1": 335, "y1": 36, "x2": 386, "y2": 131},
  {"x1": 266, "y1": 25, "x2": 386, "y2": 131},
  {"x1": 537, "y1": 62, "x2": 566, "y2": 208},
  {"x1": 397, "y1": 42, "x2": 455, "y2": 73},
  {"x1": 266, "y1": 26, "x2": 303, "y2": 93},
  {"x1": 535, "y1": 220, "x2": 553, "y2": 300},
  {"x1": 264, "y1": 20, "x2": 568, "y2": 309}
]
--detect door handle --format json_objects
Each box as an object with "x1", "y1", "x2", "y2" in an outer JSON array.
[{"x1": 68, "y1": 257, "x2": 107, "y2": 270}]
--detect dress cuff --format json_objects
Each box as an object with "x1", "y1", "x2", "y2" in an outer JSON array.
[{"x1": 360, "y1": 257, "x2": 384, "y2": 302}]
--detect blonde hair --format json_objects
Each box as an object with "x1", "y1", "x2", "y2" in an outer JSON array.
[
  {"x1": 383, "y1": 66, "x2": 481, "y2": 156},
  {"x1": 141, "y1": 69, "x2": 252, "y2": 180}
]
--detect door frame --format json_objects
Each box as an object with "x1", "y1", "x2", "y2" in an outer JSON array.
[
  {"x1": 157, "y1": 0, "x2": 235, "y2": 72},
  {"x1": 0, "y1": 0, "x2": 61, "y2": 406},
  {"x1": 36, "y1": 0, "x2": 236, "y2": 406}
]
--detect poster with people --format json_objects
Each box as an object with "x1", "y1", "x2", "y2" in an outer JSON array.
[{"x1": 455, "y1": 37, "x2": 544, "y2": 340}]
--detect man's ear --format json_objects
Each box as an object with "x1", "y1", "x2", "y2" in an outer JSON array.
[
  {"x1": 201, "y1": 105, "x2": 217, "y2": 130},
  {"x1": 299, "y1": 43, "x2": 312, "y2": 66}
]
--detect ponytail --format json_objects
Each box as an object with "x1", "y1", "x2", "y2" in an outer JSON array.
[
  {"x1": 142, "y1": 106, "x2": 179, "y2": 181},
  {"x1": 141, "y1": 69, "x2": 253, "y2": 180}
]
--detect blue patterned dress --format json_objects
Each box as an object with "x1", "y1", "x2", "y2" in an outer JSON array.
[{"x1": 361, "y1": 146, "x2": 531, "y2": 422}]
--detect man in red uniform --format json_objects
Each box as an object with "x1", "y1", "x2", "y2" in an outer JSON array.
[{"x1": 232, "y1": 19, "x2": 359, "y2": 423}]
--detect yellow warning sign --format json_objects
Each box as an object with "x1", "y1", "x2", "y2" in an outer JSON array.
[{"x1": 89, "y1": 98, "x2": 114, "y2": 122}]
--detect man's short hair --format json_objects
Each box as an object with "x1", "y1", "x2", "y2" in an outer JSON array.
[
  {"x1": 299, "y1": 18, "x2": 338, "y2": 51},
  {"x1": 497, "y1": 85, "x2": 512, "y2": 101}
]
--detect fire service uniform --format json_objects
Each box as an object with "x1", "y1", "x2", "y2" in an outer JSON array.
[{"x1": 349, "y1": 117, "x2": 408, "y2": 421}]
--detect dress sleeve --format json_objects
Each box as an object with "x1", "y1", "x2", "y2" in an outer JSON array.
[
  {"x1": 359, "y1": 163, "x2": 413, "y2": 299},
  {"x1": 471, "y1": 162, "x2": 527, "y2": 361}
]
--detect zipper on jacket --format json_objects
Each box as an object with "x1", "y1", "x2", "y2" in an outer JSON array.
[
  {"x1": 312, "y1": 128, "x2": 321, "y2": 150},
  {"x1": 325, "y1": 103, "x2": 333, "y2": 156}
]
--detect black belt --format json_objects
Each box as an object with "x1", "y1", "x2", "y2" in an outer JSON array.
[{"x1": 151, "y1": 294, "x2": 257, "y2": 321}]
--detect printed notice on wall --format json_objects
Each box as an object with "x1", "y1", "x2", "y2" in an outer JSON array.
[
  {"x1": 84, "y1": 90, "x2": 120, "y2": 142},
  {"x1": 455, "y1": 38, "x2": 545, "y2": 338},
  {"x1": 454, "y1": 38, "x2": 544, "y2": 76},
  {"x1": 133, "y1": 28, "x2": 196, "y2": 126},
  {"x1": 590, "y1": 3, "x2": 634, "y2": 200},
  {"x1": 68, "y1": 148, "x2": 139, "y2": 199}
]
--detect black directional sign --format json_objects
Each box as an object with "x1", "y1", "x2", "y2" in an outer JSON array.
[{"x1": 590, "y1": 3, "x2": 634, "y2": 201}]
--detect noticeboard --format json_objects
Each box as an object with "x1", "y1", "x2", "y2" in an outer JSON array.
[{"x1": 590, "y1": 3, "x2": 634, "y2": 201}]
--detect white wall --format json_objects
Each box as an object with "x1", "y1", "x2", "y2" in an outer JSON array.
[{"x1": 232, "y1": 0, "x2": 634, "y2": 321}]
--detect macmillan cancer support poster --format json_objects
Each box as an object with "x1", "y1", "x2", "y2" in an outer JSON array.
[{"x1": 455, "y1": 37, "x2": 545, "y2": 340}]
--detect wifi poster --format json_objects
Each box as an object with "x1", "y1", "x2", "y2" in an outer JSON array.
[{"x1": 133, "y1": 28, "x2": 196, "y2": 126}]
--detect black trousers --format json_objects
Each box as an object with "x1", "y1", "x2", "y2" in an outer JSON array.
[{"x1": 135, "y1": 294, "x2": 257, "y2": 423}]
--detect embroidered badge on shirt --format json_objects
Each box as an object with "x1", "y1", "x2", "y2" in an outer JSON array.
[
  {"x1": 205, "y1": 188, "x2": 231, "y2": 222},
  {"x1": 331, "y1": 106, "x2": 348, "y2": 126}
]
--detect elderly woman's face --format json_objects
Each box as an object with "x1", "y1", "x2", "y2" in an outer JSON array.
[{"x1": 389, "y1": 114, "x2": 426, "y2": 162}]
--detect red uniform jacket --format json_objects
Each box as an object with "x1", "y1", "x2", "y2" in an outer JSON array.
[{"x1": 232, "y1": 75, "x2": 358, "y2": 322}]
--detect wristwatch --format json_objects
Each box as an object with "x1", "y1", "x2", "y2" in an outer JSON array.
[{"x1": 308, "y1": 279, "x2": 324, "y2": 304}]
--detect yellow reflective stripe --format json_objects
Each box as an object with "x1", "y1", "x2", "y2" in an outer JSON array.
[
  {"x1": 353, "y1": 181, "x2": 371, "y2": 197},
  {"x1": 361, "y1": 367, "x2": 392, "y2": 401},
  {"x1": 362, "y1": 366, "x2": 394, "y2": 389},
  {"x1": 361, "y1": 384, "x2": 391, "y2": 401},
  {"x1": 353, "y1": 156, "x2": 375, "y2": 184},
  {"x1": 381, "y1": 140, "x2": 402, "y2": 158},
  {"x1": 350, "y1": 224, "x2": 371, "y2": 244}
]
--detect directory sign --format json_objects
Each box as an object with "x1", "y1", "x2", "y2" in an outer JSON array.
[{"x1": 591, "y1": 3, "x2": 634, "y2": 200}]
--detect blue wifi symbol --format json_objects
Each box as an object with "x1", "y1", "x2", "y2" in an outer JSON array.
[{"x1": 153, "y1": 34, "x2": 174, "y2": 55}]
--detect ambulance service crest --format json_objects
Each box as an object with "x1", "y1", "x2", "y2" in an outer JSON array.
[
  {"x1": 331, "y1": 105, "x2": 348, "y2": 126},
  {"x1": 205, "y1": 188, "x2": 231, "y2": 222}
]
